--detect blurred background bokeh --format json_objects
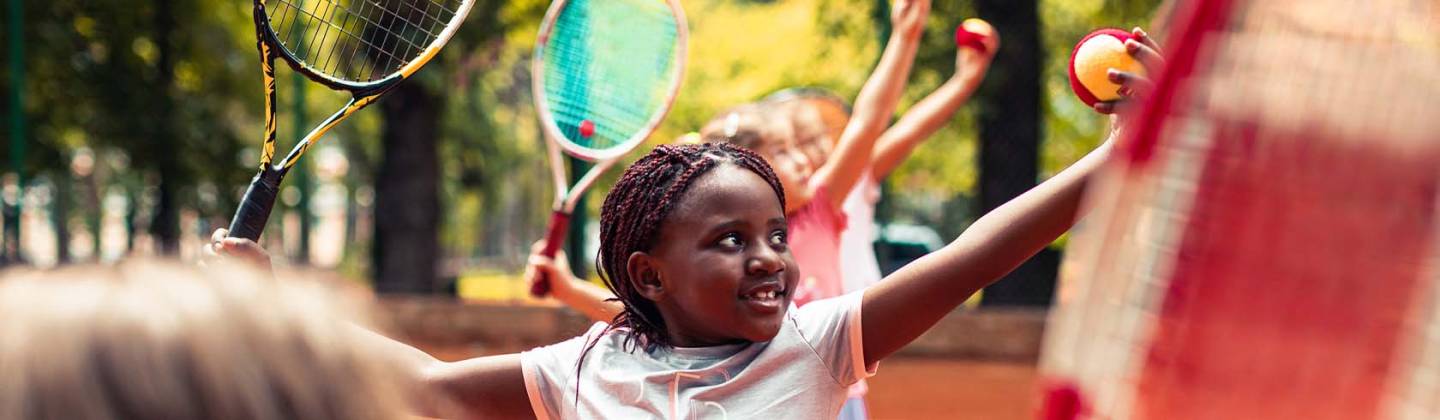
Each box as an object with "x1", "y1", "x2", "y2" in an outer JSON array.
[
  {"x1": 0, "y1": 0, "x2": 1163, "y2": 304},
  {"x1": 0, "y1": 1, "x2": 1175, "y2": 418}
]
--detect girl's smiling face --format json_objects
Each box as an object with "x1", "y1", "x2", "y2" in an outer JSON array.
[{"x1": 632, "y1": 163, "x2": 798, "y2": 347}]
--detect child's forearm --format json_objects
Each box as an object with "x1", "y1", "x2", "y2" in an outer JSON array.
[
  {"x1": 355, "y1": 325, "x2": 535, "y2": 418},
  {"x1": 941, "y1": 142, "x2": 1110, "y2": 288},
  {"x1": 870, "y1": 73, "x2": 981, "y2": 178},
  {"x1": 861, "y1": 142, "x2": 1112, "y2": 364},
  {"x1": 814, "y1": 27, "x2": 922, "y2": 208},
  {"x1": 852, "y1": 31, "x2": 923, "y2": 142},
  {"x1": 552, "y1": 276, "x2": 623, "y2": 322},
  {"x1": 351, "y1": 325, "x2": 455, "y2": 417}
]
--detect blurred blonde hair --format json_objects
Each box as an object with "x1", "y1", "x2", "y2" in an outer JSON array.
[
  {"x1": 698, "y1": 103, "x2": 791, "y2": 151},
  {"x1": 761, "y1": 88, "x2": 852, "y2": 147},
  {"x1": 0, "y1": 259, "x2": 409, "y2": 420}
]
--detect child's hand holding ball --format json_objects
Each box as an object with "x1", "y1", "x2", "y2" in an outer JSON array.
[{"x1": 1068, "y1": 27, "x2": 1164, "y2": 115}]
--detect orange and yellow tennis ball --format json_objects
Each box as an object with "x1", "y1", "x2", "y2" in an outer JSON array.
[
  {"x1": 1068, "y1": 28, "x2": 1145, "y2": 107},
  {"x1": 953, "y1": 18, "x2": 996, "y2": 53}
]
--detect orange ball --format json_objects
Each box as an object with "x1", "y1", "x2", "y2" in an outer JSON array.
[{"x1": 1068, "y1": 29, "x2": 1145, "y2": 107}]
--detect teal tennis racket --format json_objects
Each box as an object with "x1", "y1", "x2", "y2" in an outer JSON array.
[{"x1": 529, "y1": 0, "x2": 688, "y2": 296}]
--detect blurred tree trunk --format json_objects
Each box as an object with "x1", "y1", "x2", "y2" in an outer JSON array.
[
  {"x1": 52, "y1": 174, "x2": 70, "y2": 264},
  {"x1": 149, "y1": 0, "x2": 180, "y2": 255},
  {"x1": 371, "y1": 83, "x2": 441, "y2": 294},
  {"x1": 82, "y1": 166, "x2": 100, "y2": 261},
  {"x1": 3, "y1": 0, "x2": 24, "y2": 265},
  {"x1": 974, "y1": 0, "x2": 1057, "y2": 306}
]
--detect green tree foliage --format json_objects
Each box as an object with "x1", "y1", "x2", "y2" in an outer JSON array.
[
  {"x1": 3, "y1": 0, "x2": 1162, "y2": 284},
  {"x1": 4, "y1": 0, "x2": 259, "y2": 256}
]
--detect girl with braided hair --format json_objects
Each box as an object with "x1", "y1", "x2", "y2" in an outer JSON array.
[
  {"x1": 522, "y1": 122, "x2": 1111, "y2": 419},
  {"x1": 213, "y1": 134, "x2": 1110, "y2": 418}
]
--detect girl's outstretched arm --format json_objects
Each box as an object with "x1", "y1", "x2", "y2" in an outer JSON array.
[
  {"x1": 808, "y1": 0, "x2": 926, "y2": 210},
  {"x1": 858, "y1": 28, "x2": 1163, "y2": 366},
  {"x1": 357, "y1": 328, "x2": 536, "y2": 419},
  {"x1": 859, "y1": 142, "x2": 1109, "y2": 366},
  {"x1": 869, "y1": 33, "x2": 996, "y2": 179},
  {"x1": 209, "y1": 230, "x2": 536, "y2": 419}
]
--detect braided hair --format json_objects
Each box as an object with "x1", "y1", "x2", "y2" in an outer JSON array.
[{"x1": 594, "y1": 142, "x2": 785, "y2": 352}]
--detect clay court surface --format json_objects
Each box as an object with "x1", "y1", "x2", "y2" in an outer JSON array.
[{"x1": 866, "y1": 359, "x2": 1036, "y2": 419}]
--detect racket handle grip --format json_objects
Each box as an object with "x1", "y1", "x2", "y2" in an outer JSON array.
[
  {"x1": 530, "y1": 211, "x2": 572, "y2": 297},
  {"x1": 228, "y1": 169, "x2": 283, "y2": 241}
]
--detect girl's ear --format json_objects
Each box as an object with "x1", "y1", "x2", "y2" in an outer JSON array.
[{"x1": 626, "y1": 251, "x2": 666, "y2": 301}]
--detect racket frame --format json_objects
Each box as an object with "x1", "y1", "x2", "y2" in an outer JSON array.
[
  {"x1": 530, "y1": 0, "x2": 689, "y2": 162},
  {"x1": 528, "y1": 0, "x2": 688, "y2": 295},
  {"x1": 228, "y1": 0, "x2": 475, "y2": 240},
  {"x1": 1039, "y1": 1, "x2": 1242, "y2": 419}
]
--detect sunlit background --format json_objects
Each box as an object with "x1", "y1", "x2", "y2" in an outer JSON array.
[{"x1": 0, "y1": 0, "x2": 1162, "y2": 301}]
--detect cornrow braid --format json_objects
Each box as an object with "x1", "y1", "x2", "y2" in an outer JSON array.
[{"x1": 594, "y1": 142, "x2": 785, "y2": 352}]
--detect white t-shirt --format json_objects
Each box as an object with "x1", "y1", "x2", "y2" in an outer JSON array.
[
  {"x1": 520, "y1": 292, "x2": 877, "y2": 419},
  {"x1": 840, "y1": 173, "x2": 883, "y2": 293}
]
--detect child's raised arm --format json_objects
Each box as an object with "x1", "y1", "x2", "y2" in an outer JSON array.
[
  {"x1": 809, "y1": 0, "x2": 927, "y2": 210},
  {"x1": 860, "y1": 142, "x2": 1109, "y2": 365},
  {"x1": 857, "y1": 28, "x2": 1163, "y2": 367},
  {"x1": 870, "y1": 31, "x2": 997, "y2": 179}
]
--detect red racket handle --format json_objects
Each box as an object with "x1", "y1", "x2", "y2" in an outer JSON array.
[{"x1": 530, "y1": 211, "x2": 572, "y2": 297}]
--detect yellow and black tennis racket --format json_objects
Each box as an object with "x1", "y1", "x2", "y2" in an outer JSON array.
[{"x1": 228, "y1": 0, "x2": 474, "y2": 240}]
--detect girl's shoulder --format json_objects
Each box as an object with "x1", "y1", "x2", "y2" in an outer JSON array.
[{"x1": 525, "y1": 322, "x2": 629, "y2": 361}]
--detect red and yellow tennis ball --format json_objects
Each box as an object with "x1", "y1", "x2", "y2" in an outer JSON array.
[
  {"x1": 1068, "y1": 28, "x2": 1146, "y2": 107},
  {"x1": 954, "y1": 18, "x2": 996, "y2": 53}
]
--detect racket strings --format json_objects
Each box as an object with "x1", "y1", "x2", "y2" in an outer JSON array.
[
  {"x1": 265, "y1": 0, "x2": 461, "y2": 83},
  {"x1": 541, "y1": 0, "x2": 680, "y2": 151},
  {"x1": 1042, "y1": 0, "x2": 1440, "y2": 418}
]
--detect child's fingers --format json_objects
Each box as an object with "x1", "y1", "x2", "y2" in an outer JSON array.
[
  {"x1": 1108, "y1": 69, "x2": 1155, "y2": 98},
  {"x1": 1124, "y1": 39, "x2": 1165, "y2": 74},
  {"x1": 1132, "y1": 27, "x2": 1163, "y2": 55},
  {"x1": 1093, "y1": 99, "x2": 1138, "y2": 117},
  {"x1": 984, "y1": 30, "x2": 1001, "y2": 57},
  {"x1": 219, "y1": 238, "x2": 259, "y2": 252},
  {"x1": 211, "y1": 228, "x2": 228, "y2": 244},
  {"x1": 211, "y1": 237, "x2": 269, "y2": 266},
  {"x1": 1092, "y1": 101, "x2": 1118, "y2": 115},
  {"x1": 1092, "y1": 100, "x2": 1134, "y2": 115},
  {"x1": 527, "y1": 254, "x2": 563, "y2": 283},
  {"x1": 523, "y1": 263, "x2": 538, "y2": 285}
]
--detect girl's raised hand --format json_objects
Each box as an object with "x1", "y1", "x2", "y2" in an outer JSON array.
[
  {"x1": 524, "y1": 240, "x2": 578, "y2": 294},
  {"x1": 891, "y1": 0, "x2": 931, "y2": 40},
  {"x1": 1093, "y1": 27, "x2": 1165, "y2": 116},
  {"x1": 955, "y1": 24, "x2": 999, "y2": 84}
]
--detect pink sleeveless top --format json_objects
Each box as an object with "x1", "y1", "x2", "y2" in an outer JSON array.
[{"x1": 788, "y1": 183, "x2": 847, "y2": 309}]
